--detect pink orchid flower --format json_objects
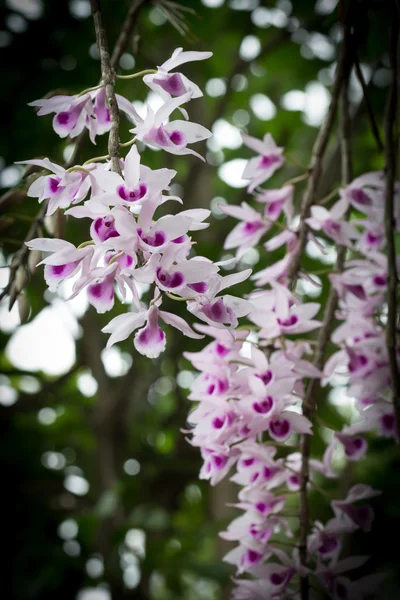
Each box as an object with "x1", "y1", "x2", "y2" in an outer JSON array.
[
  {"x1": 102, "y1": 304, "x2": 203, "y2": 358},
  {"x1": 130, "y1": 92, "x2": 211, "y2": 159},
  {"x1": 143, "y1": 47, "x2": 212, "y2": 118},
  {"x1": 241, "y1": 133, "x2": 285, "y2": 193}
]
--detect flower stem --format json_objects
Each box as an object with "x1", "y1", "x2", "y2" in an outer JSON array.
[
  {"x1": 83, "y1": 154, "x2": 110, "y2": 165},
  {"x1": 90, "y1": 0, "x2": 122, "y2": 176},
  {"x1": 77, "y1": 82, "x2": 105, "y2": 97},
  {"x1": 117, "y1": 68, "x2": 157, "y2": 80}
]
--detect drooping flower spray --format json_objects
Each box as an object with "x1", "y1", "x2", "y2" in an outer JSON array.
[{"x1": 2, "y1": 0, "x2": 399, "y2": 598}]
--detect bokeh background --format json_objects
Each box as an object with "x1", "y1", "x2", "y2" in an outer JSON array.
[{"x1": 0, "y1": 0, "x2": 399, "y2": 598}]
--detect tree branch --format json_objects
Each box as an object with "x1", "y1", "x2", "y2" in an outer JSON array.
[
  {"x1": 354, "y1": 54, "x2": 384, "y2": 153},
  {"x1": 110, "y1": 0, "x2": 146, "y2": 69},
  {"x1": 90, "y1": 0, "x2": 122, "y2": 175},
  {"x1": 384, "y1": 10, "x2": 400, "y2": 439},
  {"x1": 0, "y1": 200, "x2": 47, "y2": 306},
  {"x1": 286, "y1": 33, "x2": 352, "y2": 288},
  {"x1": 297, "y1": 14, "x2": 354, "y2": 600},
  {"x1": 65, "y1": 0, "x2": 147, "y2": 170}
]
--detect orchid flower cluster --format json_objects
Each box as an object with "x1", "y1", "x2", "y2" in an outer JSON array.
[
  {"x1": 22, "y1": 48, "x2": 252, "y2": 359},
  {"x1": 13, "y1": 40, "x2": 399, "y2": 599},
  {"x1": 315, "y1": 174, "x2": 400, "y2": 456},
  {"x1": 184, "y1": 134, "x2": 399, "y2": 598}
]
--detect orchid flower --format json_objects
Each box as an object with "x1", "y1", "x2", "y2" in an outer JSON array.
[{"x1": 130, "y1": 92, "x2": 211, "y2": 159}]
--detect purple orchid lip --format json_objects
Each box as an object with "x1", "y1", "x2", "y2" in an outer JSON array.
[
  {"x1": 172, "y1": 235, "x2": 186, "y2": 244},
  {"x1": 339, "y1": 435, "x2": 366, "y2": 458},
  {"x1": 169, "y1": 130, "x2": 185, "y2": 146},
  {"x1": 93, "y1": 216, "x2": 120, "y2": 242},
  {"x1": 243, "y1": 220, "x2": 263, "y2": 235},
  {"x1": 266, "y1": 200, "x2": 283, "y2": 217},
  {"x1": 153, "y1": 126, "x2": 170, "y2": 146},
  {"x1": 259, "y1": 154, "x2": 281, "y2": 169},
  {"x1": 54, "y1": 103, "x2": 83, "y2": 131},
  {"x1": 137, "y1": 228, "x2": 166, "y2": 247},
  {"x1": 89, "y1": 281, "x2": 113, "y2": 299},
  {"x1": 277, "y1": 314, "x2": 298, "y2": 327},
  {"x1": 344, "y1": 284, "x2": 366, "y2": 300},
  {"x1": 270, "y1": 418, "x2": 290, "y2": 439},
  {"x1": 366, "y1": 231, "x2": 382, "y2": 245},
  {"x1": 51, "y1": 265, "x2": 67, "y2": 275},
  {"x1": 147, "y1": 126, "x2": 186, "y2": 148},
  {"x1": 245, "y1": 549, "x2": 262, "y2": 565},
  {"x1": 202, "y1": 298, "x2": 234, "y2": 324},
  {"x1": 153, "y1": 72, "x2": 186, "y2": 96},
  {"x1": 270, "y1": 573, "x2": 285, "y2": 586},
  {"x1": 156, "y1": 267, "x2": 184, "y2": 289},
  {"x1": 212, "y1": 416, "x2": 225, "y2": 429},
  {"x1": 252, "y1": 395, "x2": 273, "y2": 415},
  {"x1": 381, "y1": 413, "x2": 395, "y2": 434},
  {"x1": 215, "y1": 342, "x2": 229, "y2": 357},
  {"x1": 51, "y1": 264, "x2": 72, "y2": 276},
  {"x1": 373, "y1": 274, "x2": 386, "y2": 287},
  {"x1": 348, "y1": 353, "x2": 368, "y2": 373},
  {"x1": 325, "y1": 219, "x2": 341, "y2": 234},
  {"x1": 56, "y1": 112, "x2": 71, "y2": 126},
  {"x1": 137, "y1": 326, "x2": 164, "y2": 345},
  {"x1": 117, "y1": 183, "x2": 147, "y2": 202},
  {"x1": 338, "y1": 503, "x2": 373, "y2": 531},
  {"x1": 105, "y1": 252, "x2": 134, "y2": 269},
  {"x1": 256, "y1": 370, "x2": 273, "y2": 385},
  {"x1": 351, "y1": 188, "x2": 372, "y2": 205},
  {"x1": 187, "y1": 281, "x2": 208, "y2": 293},
  {"x1": 47, "y1": 261, "x2": 79, "y2": 281},
  {"x1": 255, "y1": 500, "x2": 276, "y2": 515},
  {"x1": 318, "y1": 534, "x2": 339, "y2": 555},
  {"x1": 211, "y1": 454, "x2": 228, "y2": 469},
  {"x1": 48, "y1": 176, "x2": 63, "y2": 195},
  {"x1": 241, "y1": 457, "x2": 256, "y2": 467}
]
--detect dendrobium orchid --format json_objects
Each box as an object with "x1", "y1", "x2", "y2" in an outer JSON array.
[
  {"x1": 143, "y1": 47, "x2": 212, "y2": 113},
  {"x1": 130, "y1": 92, "x2": 212, "y2": 159},
  {"x1": 29, "y1": 88, "x2": 137, "y2": 143},
  {"x1": 183, "y1": 128, "x2": 397, "y2": 598},
  {"x1": 241, "y1": 133, "x2": 285, "y2": 192},
  {"x1": 17, "y1": 158, "x2": 93, "y2": 216},
  {"x1": 13, "y1": 36, "x2": 399, "y2": 600}
]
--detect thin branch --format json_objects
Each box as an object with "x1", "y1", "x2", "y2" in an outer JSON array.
[
  {"x1": 297, "y1": 16, "x2": 354, "y2": 600},
  {"x1": 0, "y1": 201, "x2": 47, "y2": 305},
  {"x1": 354, "y1": 54, "x2": 384, "y2": 152},
  {"x1": 384, "y1": 10, "x2": 400, "y2": 439},
  {"x1": 286, "y1": 33, "x2": 353, "y2": 289},
  {"x1": 90, "y1": 0, "x2": 122, "y2": 175},
  {"x1": 110, "y1": 0, "x2": 146, "y2": 69},
  {"x1": 66, "y1": 0, "x2": 147, "y2": 169}
]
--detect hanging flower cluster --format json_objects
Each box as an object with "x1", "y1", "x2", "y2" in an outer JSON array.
[
  {"x1": 184, "y1": 133, "x2": 399, "y2": 598},
  {"x1": 318, "y1": 174, "x2": 399, "y2": 453},
  {"x1": 10, "y1": 35, "x2": 400, "y2": 599},
  {"x1": 21, "y1": 49, "x2": 253, "y2": 359}
]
